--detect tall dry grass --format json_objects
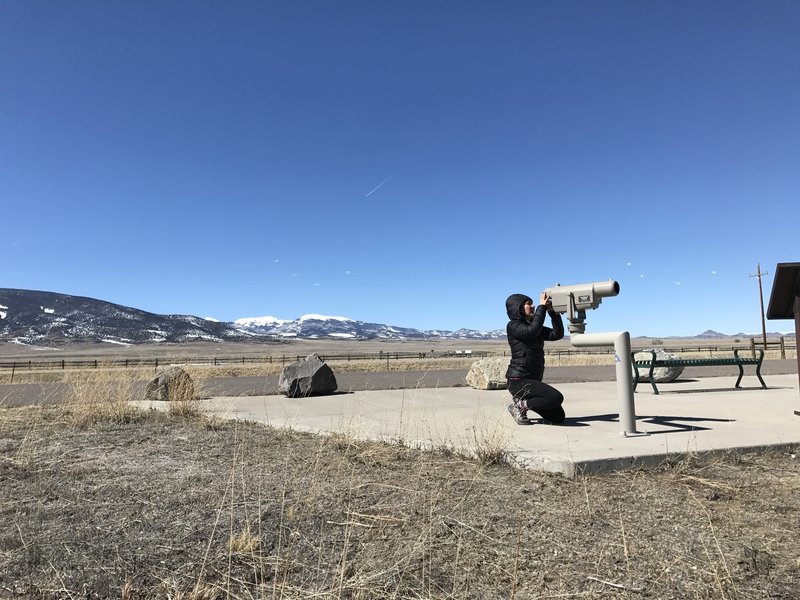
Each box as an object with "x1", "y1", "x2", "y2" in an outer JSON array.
[
  {"x1": 59, "y1": 368, "x2": 150, "y2": 427},
  {"x1": 151, "y1": 424, "x2": 519, "y2": 600}
]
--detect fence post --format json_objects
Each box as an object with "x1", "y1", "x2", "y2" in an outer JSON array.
[
  {"x1": 780, "y1": 337, "x2": 786, "y2": 359},
  {"x1": 10, "y1": 363, "x2": 15, "y2": 384},
  {"x1": 62, "y1": 360, "x2": 65, "y2": 370},
  {"x1": 750, "y1": 338, "x2": 756, "y2": 359}
]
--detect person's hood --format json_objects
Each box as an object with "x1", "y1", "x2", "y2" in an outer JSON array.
[{"x1": 505, "y1": 293, "x2": 532, "y2": 320}]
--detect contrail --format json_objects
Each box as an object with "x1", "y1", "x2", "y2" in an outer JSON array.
[{"x1": 365, "y1": 176, "x2": 392, "y2": 198}]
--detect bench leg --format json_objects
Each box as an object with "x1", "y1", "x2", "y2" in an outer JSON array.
[
  {"x1": 756, "y1": 363, "x2": 767, "y2": 389},
  {"x1": 734, "y1": 363, "x2": 768, "y2": 390},
  {"x1": 735, "y1": 364, "x2": 744, "y2": 388},
  {"x1": 631, "y1": 361, "x2": 660, "y2": 394},
  {"x1": 648, "y1": 367, "x2": 659, "y2": 395}
]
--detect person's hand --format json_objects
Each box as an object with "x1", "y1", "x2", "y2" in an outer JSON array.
[{"x1": 539, "y1": 292, "x2": 551, "y2": 307}]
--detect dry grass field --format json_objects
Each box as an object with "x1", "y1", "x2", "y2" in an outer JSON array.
[
  {"x1": 1, "y1": 389, "x2": 799, "y2": 599},
  {"x1": 1, "y1": 345, "x2": 799, "y2": 599}
]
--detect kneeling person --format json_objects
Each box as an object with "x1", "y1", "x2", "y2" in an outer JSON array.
[{"x1": 505, "y1": 292, "x2": 565, "y2": 425}]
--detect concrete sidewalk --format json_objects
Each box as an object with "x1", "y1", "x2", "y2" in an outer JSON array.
[{"x1": 150, "y1": 373, "x2": 800, "y2": 477}]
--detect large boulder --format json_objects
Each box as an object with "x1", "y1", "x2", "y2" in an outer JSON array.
[
  {"x1": 145, "y1": 366, "x2": 195, "y2": 402},
  {"x1": 279, "y1": 353, "x2": 338, "y2": 398},
  {"x1": 633, "y1": 348, "x2": 685, "y2": 383},
  {"x1": 466, "y1": 357, "x2": 508, "y2": 390}
]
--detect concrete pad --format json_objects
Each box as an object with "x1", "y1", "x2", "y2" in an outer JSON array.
[{"x1": 137, "y1": 374, "x2": 800, "y2": 477}]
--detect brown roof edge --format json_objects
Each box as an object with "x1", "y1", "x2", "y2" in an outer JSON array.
[{"x1": 767, "y1": 262, "x2": 800, "y2": 320}]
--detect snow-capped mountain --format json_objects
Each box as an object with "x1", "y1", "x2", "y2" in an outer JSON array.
[
  {"x1": 233, "y1": 314, "x2": 504, "y2": 340},
  {"x1": 0, "y1": 289, "x2": 505, "y2": 345},
  {"x1": 0, "y1": 289, "x2": 260, "y2": 346}
]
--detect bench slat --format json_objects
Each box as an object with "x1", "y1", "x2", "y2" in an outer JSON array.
[{"x1": 632, "y1": 359, "x2": 758, "y2": 367}]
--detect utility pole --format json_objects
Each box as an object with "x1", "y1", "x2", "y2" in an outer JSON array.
[{"x1": 749, "y1": 262, "x2": 769, "y2": 349}]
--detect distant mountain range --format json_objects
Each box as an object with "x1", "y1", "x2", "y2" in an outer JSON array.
[
  {"x1": 230, "y1": 314, "x2": 502, "y2": 341},
  {"x1": 684, "y1": 329, "x2": 792, "y2": 340},
  {"x1": 0, "y1": 289, "x2": 504, "y2": 346},
  {"x1": 0, "y1": 289, "x2": 792, "y2": 347},
  {"x1": 0, "y1": 289, "x2": 257, "y2": 346}
]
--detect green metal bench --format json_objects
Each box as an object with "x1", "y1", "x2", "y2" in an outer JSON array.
[{"x1": 631, "y1": 349, "x2": 767, "y2": 395}]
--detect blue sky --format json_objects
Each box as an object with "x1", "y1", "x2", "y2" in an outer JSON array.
[{"x1": 2, "y1": 1, "x2": 798, "y2": 337}]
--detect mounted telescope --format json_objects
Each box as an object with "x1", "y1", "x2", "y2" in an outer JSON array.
[
  {"x1": 543, "y1": 279, "x2": 620, "y2": 334},
  {"x1": 541, "y1": 279, "x2": 642, "y2": 436}
]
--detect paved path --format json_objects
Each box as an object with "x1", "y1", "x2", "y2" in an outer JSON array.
[
  {"x1": 200, "y1": 360, "x2": 798, "y2": 395},
  {"x1": 137, "y1": 373, "x2": 800, "y2": 477}
]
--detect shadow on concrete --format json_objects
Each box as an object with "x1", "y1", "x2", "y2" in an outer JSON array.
[
  {"x1": 660, "y1": 386, "x2": 767, "y2": 394},
  {"x1": 638, "y1": 414, "x2": 734, "y2": 434},
  {"x1": 555, "y1": 412, "x2": 734, "y2": 434}
]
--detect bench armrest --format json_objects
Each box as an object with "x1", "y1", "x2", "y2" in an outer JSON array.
[
  {"x1": 630, "y1": 349, "x2": 659, "y2": 394},
  {"x1": 733, "y1": 348, "x2": 765, "y2": 364}
]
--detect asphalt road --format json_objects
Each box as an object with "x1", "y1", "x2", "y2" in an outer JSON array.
[
  {"x1": 1, "y1": 360, "x2": 797, "y2": 408},
  {"x1": 200, "y1": 361, "x2": 798, "y2": 395},
  {"x1": 199, "y1": 364, "x2": 623, "y2": 397}
]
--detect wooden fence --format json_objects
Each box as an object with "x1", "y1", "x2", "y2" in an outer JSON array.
[
  {"x1": 748, "y1": 336, "x2": 791, "y2": 359},
  {"x1": 0, "y1": 350, "x2": 495, "y2": 383}
]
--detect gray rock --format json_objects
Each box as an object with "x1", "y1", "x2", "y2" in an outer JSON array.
[
  {"x1": 633, "y1": 348, "x2": 685, "y2": 383},
  {"x1": 466, "y1": 357, "x2": 509, "y2": 390},
  {"x1": 279, "y1": 353, "x2": 338, "y2": 398},
  {"x1": 145, "y1": 366, "x2": 195, "y2": 402}
]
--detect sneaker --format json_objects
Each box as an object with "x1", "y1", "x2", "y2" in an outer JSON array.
[{"x1": 507, "y1": 400, "x2": 530, "y2": 425}]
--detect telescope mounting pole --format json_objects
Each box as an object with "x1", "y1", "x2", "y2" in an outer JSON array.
[
  {"x1": 566, "y1": 293, "x2": 587, "y2": 335},
  {"x1": 569, "y1": 331, "x2": 648, "y2": 437}
]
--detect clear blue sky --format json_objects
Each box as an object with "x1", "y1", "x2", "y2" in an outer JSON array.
[{"x1": 2, "y1": 1, "x2": 798, "y2": 337}]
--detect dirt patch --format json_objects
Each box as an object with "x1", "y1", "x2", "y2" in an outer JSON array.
[{"x1": 1, "y1": 404, "x2": 799, "y2": 599}]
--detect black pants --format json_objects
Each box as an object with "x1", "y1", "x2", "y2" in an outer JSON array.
[{"x1": 507, "y1": 378, "x2": 565, "y2": 423}]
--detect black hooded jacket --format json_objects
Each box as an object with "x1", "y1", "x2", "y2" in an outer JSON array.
[{"x1": 505, "y1": 293, "x2": 565, "y2": 380}]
